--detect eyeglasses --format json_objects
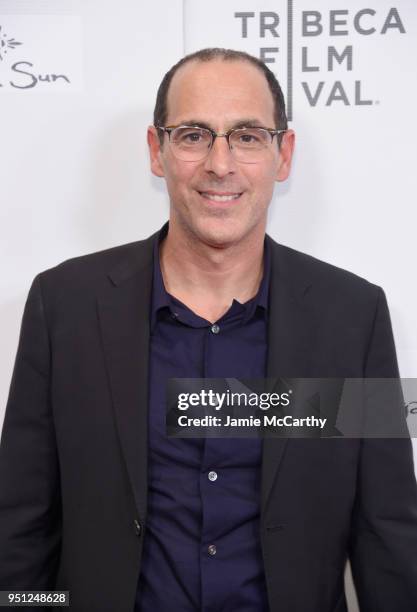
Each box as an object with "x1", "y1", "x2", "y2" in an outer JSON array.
[{"x1": 156, "y1": 124, "x2": 286, "y2": 164}]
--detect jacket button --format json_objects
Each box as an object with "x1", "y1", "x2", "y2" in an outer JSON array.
[{"x1": 133, "y1": 519, "x2": 142, "y2": 536}]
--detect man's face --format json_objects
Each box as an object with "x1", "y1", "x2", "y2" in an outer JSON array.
[{"x1": 148, "y1": 59, "x2": 294, "y2": 248}]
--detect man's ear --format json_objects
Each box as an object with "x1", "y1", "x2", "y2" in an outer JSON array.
[
  {"x1": 147, "y1": 126, "x2": 165, "y2": 177},
  {"x1": 276, "y1": 129, "x2": 295, "y2": 182}
]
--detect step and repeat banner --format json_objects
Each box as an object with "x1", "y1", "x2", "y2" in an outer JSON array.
[
  {"x1": 0, "y1": 3, "x2": 416, "y2": 609},
  {"x1": 1, "y1": 1, "x2": 414, "y2": 383}
]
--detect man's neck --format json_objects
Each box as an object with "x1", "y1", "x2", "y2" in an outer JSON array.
[{"x1": 159, "y1": 222, "x2": 265, "y2": 324}]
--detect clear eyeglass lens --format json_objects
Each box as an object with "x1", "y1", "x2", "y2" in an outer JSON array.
[
  {"x1": 171, "y1": 127, "x2": 211, "y2": 149},
  {"x1": 169, "y1": 126, "x2": 272, "y2": 162},
  {"x1": 229, "y1": 128, "x2": 270, "y2": 151}
]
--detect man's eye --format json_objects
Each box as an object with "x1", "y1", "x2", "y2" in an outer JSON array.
[
  {"x1": 185, "y1": 132, "x2": 202, "y2": 143},
  {"x1": 176, "y1": 130, "x2": 204, "y2": 144},
  {"x1": 234, "y1": 130, "x2": 264, "y2": 146},
  {"x1": 233, "y1": 129, "x2": 268, "y2": 148},
  {"x1": 239, "y1": 134, "x2": 257, "y2": 143}
]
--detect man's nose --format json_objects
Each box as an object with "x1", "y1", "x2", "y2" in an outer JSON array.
[{"x1": 203, "y1": 135, "x2": 237, "y2": 177}]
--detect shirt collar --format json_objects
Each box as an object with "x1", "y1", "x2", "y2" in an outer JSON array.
[
  {"x1": 150, "y1": 223, "x2": 170, "y2": 331},
  {"x1": 151, "y1": 222, "x2": 270, "y2": 331},
  {"x1": 255, "y1": 236, "x2": 270, "y2": 311}
]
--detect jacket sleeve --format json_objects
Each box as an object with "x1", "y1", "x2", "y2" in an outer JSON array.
[
  {"x1": 0, "y1": 274, "x2": 61, "y2": 589},
  {"x1": 349, "y1": 287, "x2": 417, "y2": 610}
]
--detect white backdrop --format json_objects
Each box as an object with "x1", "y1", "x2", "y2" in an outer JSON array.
[{"x1": 1, "y1": 2, "x2": 416, "y2": 610}]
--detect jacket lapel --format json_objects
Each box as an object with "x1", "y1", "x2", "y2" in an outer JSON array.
[
  {"x1": 97, "y1": 232, "x2": 156, "y2": 522},
  {"x1": 261, "y1": 237, "x2": 316, "y2": 515}
]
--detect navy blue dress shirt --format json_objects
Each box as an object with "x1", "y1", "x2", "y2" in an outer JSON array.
[{"x1": 136, "y1": 226, "x2": 270, "y2": 611}]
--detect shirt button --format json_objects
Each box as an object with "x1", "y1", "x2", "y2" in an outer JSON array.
[
  {"x1": 211, "y1": 324, "x2": 220, "y2": 334},
  {"x1": 133, "y1": 519, "x2": 142, "y2": 536},
  {"x1": 208, "y1": 544, "x2": 217, "y2": 556},
  {"x1": 208, "y1": 470, "x2": 218, "y2": 482}
]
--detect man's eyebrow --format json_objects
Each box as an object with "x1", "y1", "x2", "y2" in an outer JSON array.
[
  {"x1": 230, "y1": 119, "x2": 268, "y2": 129},
  {"x1": 172, "y1": 119, "x2": 212, "y2": 130},
  {"x1": 171, "y1": 118, "x2": 269, "y2": 130}
]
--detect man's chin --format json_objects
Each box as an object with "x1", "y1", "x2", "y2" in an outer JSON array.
[{"x1": 190, "y1": 219, "x2": 247, "y2": 249}]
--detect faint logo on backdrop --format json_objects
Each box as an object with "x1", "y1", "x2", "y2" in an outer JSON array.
[
  {"x1": 406, "y1": 401, "x2": 417, "y2": 417},
  {"x1": 0, "y1": 25, "x2": 22, "y2": 60},
  {"x1": 0, "y1": 15, "x2": 83, "y2": 92},
  {"x1": 183, "y1": 1, "x2": 407, "y2": 120}
]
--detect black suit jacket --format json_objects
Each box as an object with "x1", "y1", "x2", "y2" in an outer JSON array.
[{"x1": 1, "y1": 227, "x2": 417, "y2": 612}]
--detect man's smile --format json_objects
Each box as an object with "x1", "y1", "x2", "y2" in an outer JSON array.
[{"x1": 197, "y1": 190, "x2": 243, "y2": 203}]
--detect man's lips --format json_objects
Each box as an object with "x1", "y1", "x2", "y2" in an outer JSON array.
[{"x1": 197, "y1": 190, "x2": 243, "y2": 203}]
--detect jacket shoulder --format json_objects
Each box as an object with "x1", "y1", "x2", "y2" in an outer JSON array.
[
  {"x1": 32, "y1": 233, "x2": 156, "y2": 311},
  {"x1": 269, "y1": 238, "x2": 380, "y2": 299},
  {"x1": 39, "y1": 233, "x2": 154, "y2": 284}
]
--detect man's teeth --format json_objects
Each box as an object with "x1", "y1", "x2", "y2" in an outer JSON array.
[{"x1": 200, "y1": 192, "x2": 241, "y2": 202}]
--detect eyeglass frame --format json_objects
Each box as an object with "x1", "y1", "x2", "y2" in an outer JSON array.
[{"x1": 155, "y1": 124, "x2": 287, "y2": 161}]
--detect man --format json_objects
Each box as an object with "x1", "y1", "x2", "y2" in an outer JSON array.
[{"x1": 1, "y1": 48, "x2": 417, "y2": 612}]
